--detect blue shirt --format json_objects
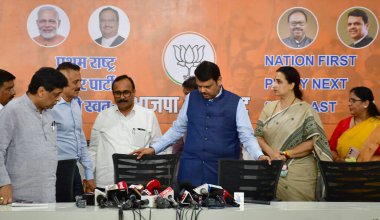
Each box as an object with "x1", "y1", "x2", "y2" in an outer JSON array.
[
  {"x1": 153, "y1": 87, "x2": 264, "y2": 160},
  {"x1": 52, "y1": 97, "x2": 94, "y2": 180}
]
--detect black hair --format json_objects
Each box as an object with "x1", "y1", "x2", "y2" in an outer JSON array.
[
  {"x1": 182, "y1": 76, "x2": 198, "y2": 90},
  {"x1": 276, "y1": 66, "x2": 303, "y2": 100},
  {"x1": 27, "y1": 67, "x2": 68, "y2": 94},
  {"x1": 112, "y1": 75, "x2": 135, "y2": 91},
  {"x1": 288, "y1": 9, "x2": 308, "y2": 23},
  {"x1": 0, "y1": 69, "x2": 16, "y2": 87},
  {"x1": 194, "y1": 61, "x2": 220, "y2": 82},
  {"x1": 348, "y1": 9, "x2": 369, "y2": 24},
  {"x1": 56, "y1": 62, "x2": 80, "y2": 71},
  {"x1": 99, "y1": 7, "x2": 119, "y2": 22},
  {"x1": 350, "y1": 86, "x2": 380, "y2": 117}
]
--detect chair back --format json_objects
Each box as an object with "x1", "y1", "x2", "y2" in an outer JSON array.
[
  {"x1": 218, "y1": 159, "x2": 283, "y2": 202},
  {"x1": 112, "y1": 153, "x2": 179, "y2": 186},
  {"x1": 318, "y1": 160, "x2": 380, "y2": 201},
  {"x1": 56, "y1": 159, "x2": 77, "y2": 202}
]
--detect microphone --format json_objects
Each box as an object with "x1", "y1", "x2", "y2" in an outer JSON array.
[
  {"x1": 159, "y1": 186, "x2": 178, "y2": 207},
  {"x1": 95, "y1": 189, "x2": 107, "y2": 208},
  {"x1": 128, "y1": 187, "x2": 142, "y2": 200},
  {"x1": 223, "y1": 190, "x2": 240, "y2": 207},
  {"x1": 129, "y1": 184, "x2": 144, "y2": 191},
  {"x1": 105, "y1": 181, "x2": 128, "y2": 192},
  {"x1": 193, "y1": 183, "x2": 209, "y2": 195},
  {"x1": 105, "y1": 181, "x2": 128, "y2": 206},
  {"x1": 208, "y1": 184, "x2": 224, "y2": 196},
  {"x1": 179, "y1": 189, "x2": 198, "y2": 206},
  {"x1": 135, "y1": 198, "x2": 150, "y2": 206},
  {"x1": 146, "y1": 179, "x2": 161, "y2": 195},
  {"x1": 141, "y1": 189, "x2": 152, "y2": 196},
  {"x1": 156, "y1": 196, "x2": 171, "y2": 209}
]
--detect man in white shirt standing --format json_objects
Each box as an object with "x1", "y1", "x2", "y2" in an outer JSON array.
[
  {"x1": 95, "y1": 7, "x2": 125, "y2": 48},
  {"x1": 89, "y1": 75, "x2": 162, "y2": 188},
  {"x1": 0, "y1": 69, "x2": 16, "y2": 112}
]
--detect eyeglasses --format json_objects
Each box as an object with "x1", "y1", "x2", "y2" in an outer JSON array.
[
  {"x1": 290, "y1": 21, "x2": 305, "y2": 27},
  {"x1": 349, "y1": 98, "x2": 362, "y2": 104},
  {"x1": 113, "y1": 90, "x2": 132, "y2": 98}
]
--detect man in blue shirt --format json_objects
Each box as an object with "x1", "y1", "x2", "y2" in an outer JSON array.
[
  {"x1": 52, "y1": 62, "x2": 95, "y2": 197},
  {"x1": 132, "y1": 61, "x2": 270, "y2": 186}
]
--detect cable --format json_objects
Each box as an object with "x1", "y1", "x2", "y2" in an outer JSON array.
[
  {"x1": 195, "y1": 207, "x2": 202, "y2": 220},
  {"x1": 119, "y1": 207, "x2": 123, "y2": 220}
]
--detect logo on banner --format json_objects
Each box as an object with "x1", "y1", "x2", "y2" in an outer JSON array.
[{"x1": 162, "y1": 32, "x2": 216, "y2": 85}]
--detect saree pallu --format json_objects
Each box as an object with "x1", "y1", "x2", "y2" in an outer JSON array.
[
  {"x1": 256, "y1": 101, "x2": 332, "y2": 201},
  {"x1": 337, "y1": 117, "x2": 380, "y2": 158}
]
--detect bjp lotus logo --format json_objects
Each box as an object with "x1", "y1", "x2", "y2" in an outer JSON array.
[
  {"x1": 173, "y1": 45, "x2": 205, "y2": 79},
  {"x1": 163, "y1": 32, "x2": 216, "y2": 85}
]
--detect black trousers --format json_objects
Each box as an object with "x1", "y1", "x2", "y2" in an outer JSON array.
[{"x1": 73, "y1": 165, "x2": 84, "y2": 197}]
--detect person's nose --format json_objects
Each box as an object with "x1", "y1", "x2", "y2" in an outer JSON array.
[{"x1": 10, "y1": 88, "x2": 16, "y2": 96}]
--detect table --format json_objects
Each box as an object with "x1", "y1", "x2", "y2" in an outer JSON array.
[{"x1": 1, "y1": 202, "x2": 379, "y2": 220}]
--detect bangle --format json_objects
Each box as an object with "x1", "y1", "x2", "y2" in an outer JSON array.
[{"x1": 285, "y1": 150, "x2": 291, "y2": 159}]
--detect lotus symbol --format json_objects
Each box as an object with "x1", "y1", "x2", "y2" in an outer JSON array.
[{"x1": 173, "y1": 45, "x2": 205, "y2": 79}]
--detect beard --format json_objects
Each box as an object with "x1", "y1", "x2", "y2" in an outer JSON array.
[{"x1": 40, "y1": 29, "x2": 57, "y2": 39}]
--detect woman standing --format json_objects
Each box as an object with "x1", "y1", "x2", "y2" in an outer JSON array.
[
  {"x1": 329, "y1": 87, "x2": 380, "y2": 162},
  {"x1": 255, "y1": 66, "x2": 332, "y2": 201}
]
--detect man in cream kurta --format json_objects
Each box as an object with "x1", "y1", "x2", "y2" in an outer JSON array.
[{"x1": 89, "y1": 75, "x2": 162, "y2": 188}]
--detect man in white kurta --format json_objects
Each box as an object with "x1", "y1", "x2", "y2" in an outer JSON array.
[{"x1": 89, "y1": 75, "x2": 162, "y2": 188}]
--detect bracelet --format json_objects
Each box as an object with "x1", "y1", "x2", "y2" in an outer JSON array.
[{"x1": 284, "y1": 150, "x2": 291, "y2": 159}]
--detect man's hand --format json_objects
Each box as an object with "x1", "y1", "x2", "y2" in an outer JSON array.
[
  {"x1": 269, "y1": 150, "x2": 286, "y2": 161},
  {"x1": 85, "y1": 179, "x2": 96, "y2": 193},
  {"x1": 258, "y1": 155, "x2": 272, "y2": 165},
  {"x1": 130, "y1": 147, "x2": 155, "y2": 159},
  {"x1": 0, "y1": 184, "x2": 13, "y2": 205}
]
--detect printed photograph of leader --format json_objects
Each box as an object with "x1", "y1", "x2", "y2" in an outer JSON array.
[
  {"x1": 277, "y1": 7, "x2": 318, "y2": 49},
  {"x1": 27, "y1": 5, "x2": 70, "y2": 47},
  {"x1": 88, "y1": 6, "x2": 130, "y2": 48},
  {"x1": 337, "y1": 7, "x2": 378, "y2": 49}
]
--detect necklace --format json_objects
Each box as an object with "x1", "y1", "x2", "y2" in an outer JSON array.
[{"x1": 266, "y1": 97, "x2": 297, "y2": 128}]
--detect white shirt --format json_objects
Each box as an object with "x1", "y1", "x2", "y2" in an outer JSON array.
[
  {"x1": 0, "y1": 103, "x2": 3, "y2": 112},
  {"x1": 101, "y1": 35, "x2": 118, "y2": 47},
  {"x1": 89, "y1": 104, "x2": 163, "y2": 187},
  {"x1": 353, "y1": 34, "x2": 368, "y2": 46}
]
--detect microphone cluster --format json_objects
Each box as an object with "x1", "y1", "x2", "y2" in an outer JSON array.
[{"x1": 93, "y1": 179, "x2": 240, "y2": 210}]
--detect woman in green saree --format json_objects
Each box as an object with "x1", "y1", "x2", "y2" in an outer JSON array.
[{"x1": 255, "y1": 66, "x2": 332, "y2": 201}]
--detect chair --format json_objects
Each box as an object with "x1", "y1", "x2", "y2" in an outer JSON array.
[
  {"x1": 56, "y1": 159, "x2": 77, "y2": 202},
  {"x1": 112, "y1": 153, "x2": 179, "y2": 186},
  {"x1": 318, "y1": 160, "x2": 380, "y2": 201},
  {"x1": 218, "y1": 159, "x2": 283, "y2": 202}
]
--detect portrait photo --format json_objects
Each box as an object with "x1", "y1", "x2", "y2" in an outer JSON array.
[
  {"x1": 88, "y1": 6, "x2": 130, "y2": 48},
  {"x1": 337, "y1": 7, "x2": 378, "y2": 49},
  {"x1": 27, "y1": 5, "x2": 70, "y2": 47},
  {"x1": 277, "y1": 7, "x2": 318, "y2": 49}
]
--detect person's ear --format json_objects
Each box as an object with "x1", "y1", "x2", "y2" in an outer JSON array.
[
  {"x1": 37, "y1": 86, "x2": 45, "y2": 98},
  {"x1": 217, "y1": 76, "x2": 222, "y2": 86}
]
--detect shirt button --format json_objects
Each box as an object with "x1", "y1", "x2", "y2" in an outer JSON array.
[
  {"x1": 205, "y1": 127, "x2": 208, "y2": 130},
  {"x1": 204, "y1": 137, "x2": 208, "y2": 141}
]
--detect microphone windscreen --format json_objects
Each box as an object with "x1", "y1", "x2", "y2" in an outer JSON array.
[{"x1": 146, "y1": 179, "x2": 161, "y2": 194}]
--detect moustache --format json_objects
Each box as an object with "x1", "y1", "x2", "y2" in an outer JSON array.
[
  {"x1": 292, "y1": 28, "x2": 303, "y2": 31},
  {"x1": 117, "y1": 99, "x2": 128, "y2": 103},
  {"x1": 75, "y1": 88, "x2": 80, "y2": 92}
]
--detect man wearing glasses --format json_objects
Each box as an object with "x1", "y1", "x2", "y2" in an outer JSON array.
[
  {"x1": 89, "y1": 75, "x2": 162, "y2": 188},
  {"x1": 282, "y1": 9, "x2": 313, "y2": 48}
]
